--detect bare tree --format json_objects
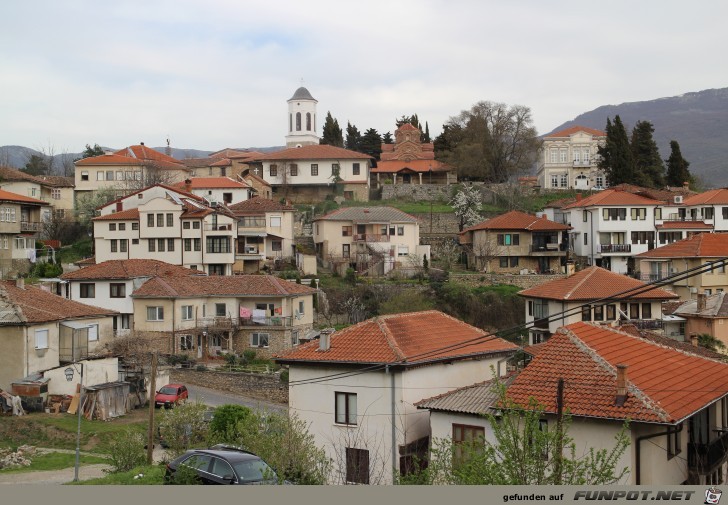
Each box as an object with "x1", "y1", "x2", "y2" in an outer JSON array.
[
  {"x1": 471, "y1": 235, "x2": 503, "y2": 272},
  {"x1": 432, "y1": 239, "x2": 461, "y2": 272}
]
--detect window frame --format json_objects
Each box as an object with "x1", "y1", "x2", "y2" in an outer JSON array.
[
  {"x1": 335, "y1": 392, "x2": 357, "y2": 425},
  {"x1": 146, "y1": 306, "x2": 164, "y2": 321},
  {"x1": 250, "y1": 332, "x2": 270, "y2": 348},
  {"x1": 80, "y1": 283, "x2": 95, "y2": 298},
  {"x1": 35, "y1": 328, "x2": 49, "y2": 349},
  {"x1": 109, "y1": 283, "x2": 126, "y2": 298}
]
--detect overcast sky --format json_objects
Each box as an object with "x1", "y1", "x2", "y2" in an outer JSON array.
[{"x1": 2, "y1": 0, "x2": 727, "y2": 153}]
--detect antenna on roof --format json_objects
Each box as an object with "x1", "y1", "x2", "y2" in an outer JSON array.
[{"x1": 165, "y1": 136, "x2": 171, "y2": 157}]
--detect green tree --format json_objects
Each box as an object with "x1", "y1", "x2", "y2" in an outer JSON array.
[
  {"x1": 423, "y1": 121, "x2": 431, "y2": 143},
  {"x1": 450, "y1": 184, "x2": 483, "y2": 231},
  {"x1": 345, "y1": 122, "x2": 362, "y2": 151},
  {"x1": 401, "y1": 379, "x2": 630, "y2": 485},
  {"x1": 630, "y1": 120, "x2": 665, "y2": 188},
  {"x1": 209, "y1": 404, "x2": 253, "y2": 439},
  {"x1": 158, "y1": 401, "x2": 211, "y2": 458},
  {"x1": 598, "y1": 115, "x2": 634, "y2": 187},
  {"x1": 435, "y1": 101, "x2": 541, "y2": 183},
  {"x1": 75, "y1": 186, "x2": 119, "y2": 229},
  {"x1": 80, "y1": 143, "x2": 105, "y2": 159},
  {"x1": 359, "y1": 128, "x2": 383, "y2": 160},
  {"x1": 382, "y1": 131, "x2": 394, "y2": 144},
  {"x1": 697, "y1": 333, "x2": 726, "y2": 353},
  {"x1": 396, "y1": 114, "x2": 421, "y2": 129},
  {"x1": 665, "y1": 140, "x2": 692, "y2": 187},
  {"x1": 22, "y1": 154, "x2": 50, "y2": 176},
  {"x1": 321, "y1": 112, "x2": 344, "y2": 147}
]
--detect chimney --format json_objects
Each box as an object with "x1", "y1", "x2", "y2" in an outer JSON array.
[
  {"x1": 15, "y1": 277, "x2": 24, "y2": 290},
  {"x1": 576, "y1": 194, "x2": 582, "y2": 202},
  {"x1": 697, "y1": 291, "x2": 707, "y2": 312},
  {"x1": 615, "y1": 364, "x2": 628, "y2": 406},
  {"x1": 683, "y1": 181, "x2": 689, "y2": 190},
  {"x1": 140, "y1": 141, "x2": 145, "y2": 146},
  {"x1": 690, "y1": 333, "x2": 699, "y2": 347},
  {"x1": 318, "y1": 328, "x2": 334, "y2": 351},
  {"x1": 184, "y1": 179, "x2": 192, "y2": 192}
]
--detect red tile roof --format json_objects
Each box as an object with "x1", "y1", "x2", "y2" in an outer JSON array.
[
  {"x1": 254, "y1": 145, "x2": 372, "y2": 161},
  {"x1": 229, "y1": 197, "x2": 294, "y2": 213},
  {"x1": 0, "y1": 167, "x2": 74, "y2": 188},
  {"x1": 243, "y1": 172, "x2": 272, "y2": 187},
  {"x1": 544, "y1": 126, "x2": 606, "y2": 138},
  {"x1": 0, "y1": 280, "x2": 118, "y2": 324},
  {"x1": 462, "y1": 210, "x2": 570, "y2": 233},
  {"x1": 518, "y1": 266, "x2": 678, "y2": 301},
  {"x1": 132, "y1": 275, "x2": 317, "y2": 298},
  {"x1": 506, "y1": 322, "x2": 728, "y2": 423},
  {"x1": 76, "y1": 145, "x2": 190, "y2": 171},
  {"x1": 60, "y1": 260, "x2": 202, "y2": 281},
  {"x1": 656, "y1": 221, "x2": 713, "y2": 230},
  {"x1": 0, "y1": 188, "x2": 48, "y2": 205},
  {"x1": 75, "y1": 153, "x2": 145, "y2": 166},
  {"x1": 562, "y1": 189, "x2": 664, "y2": 209},
  {"x1": 683, "y1": 188, "x2": 728, "y2": 205},
  {"x1": 92, "y1": 208, "x2": 140, "y2": 221},
  {"x1": 176, "y1": 177, "x2": 249, "y2": 189},
  {"x1": 275, "y1": 310, "x2": 518, "y2": 365},
  {"x1": 636, "y1": 232, "x2": 728, "y2": 259},
  {"x1": 371, "y1": 159, "x2": 452, "y2": 174},
  {"x1": 97, "y1": 183, "x2": 205, "y2": 211}
]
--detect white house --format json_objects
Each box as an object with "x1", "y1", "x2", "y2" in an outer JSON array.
[
  {"x1": 418, "y1": 322, "x2": 728, "y2": 485},
  {"x1": 175, "y1": 177, "x2": 252, "y2": 206},
  {"x1": 537, "y1": 126, "x2": 607, "y2": 190},
  {"x1": 275, "y1": 310, "x2": 519, "y2": 484}
]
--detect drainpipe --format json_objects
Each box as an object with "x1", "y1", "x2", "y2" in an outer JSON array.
[
  {"x1": 386, "y1": 365, "x2": 397, "y2": 483},
  {"x1": 587, "y1": 209, "x2": 594, "y2": 266},
  {"x1": 635, "y1": 423, "x2": 682, "y2": 484}
]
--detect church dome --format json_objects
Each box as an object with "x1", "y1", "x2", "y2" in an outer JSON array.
[{"x1": 289, "y1": 86, "x2": 316, "y2": 101}]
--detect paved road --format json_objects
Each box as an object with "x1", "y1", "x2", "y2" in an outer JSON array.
[{"x1": 185, "y1": 384, "x2": 287, "y2": 414}]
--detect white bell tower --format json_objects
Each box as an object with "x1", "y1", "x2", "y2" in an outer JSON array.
[{"x1": 285, "y1": 86, "x2": 319, "y2": 147}]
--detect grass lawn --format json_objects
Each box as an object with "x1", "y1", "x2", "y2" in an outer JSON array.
[
  {"x1": 0, "y1": 452, "x2": 108, "y2": 474},
  {"x1": 70, "y1": 464, "x2": 166, "y2": 485},
  {"x1": 471, "y1": 284, "x2": 522, "y2": 297}
]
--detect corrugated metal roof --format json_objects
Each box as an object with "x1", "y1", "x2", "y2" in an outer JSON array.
[{"x1": 416, "y1": 375, "x2": 517, "y2": 415}]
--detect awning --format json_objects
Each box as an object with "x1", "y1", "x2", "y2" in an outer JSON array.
[
  {"x1": 60, "y1": 321, "x2": 92, "y2": 330},
  {"x1": 267, "y1": 233, "x2": 285, "y2": 239},
  {"x1": 238, "y1": 231, "x2": 267, "y2": 237}
]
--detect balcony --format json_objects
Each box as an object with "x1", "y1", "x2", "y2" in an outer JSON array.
[
  {"x1": 238, "y1": 217, "x2": 266, "y2": 229},
  {"x1": 640, "y1": 273, "x2": 669, "y2": 282},
  {"x1": 625, "y1": 319, "x2": 663, "y2": 331},
  {"x1": 530, "y1": 243, "x2": 565, "y2": 255},
  {"x1": 664, "y1": 214, "x2": 706, "y2": 222},
  {"x1": 688, "y1": 430, "x2": 728, "y2": 476},
  {"x1": 205, "y1": 223, "x2": 234, "y2": 231},
  {"x1": 532, "y1": 318, "x2": 550, "y2": 330},
  {"x1": 598, "y1": 244, "x2": 631, "y2": 254},
  {"x1": 354, "y1": 234, "x2": 390, "y2": 243},
  {"x1": 572, "y1": 160, "x2": 592, "y2": 168},
  {"x1": 239, "y1": 316, "x2": 292, "y2": 327},
  {"x1": 20, "y1": 221, "x2": 43, "y2": 232}
]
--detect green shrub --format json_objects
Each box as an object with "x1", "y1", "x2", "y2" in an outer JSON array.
[
  {"x1": 209, "y1": 404, "x2": 253, "y2": 440},
  {"x1": 169, "y1": 463, "x2": 202, "y2": 485},
  {"x1": 107, "y1": 429, "x2": 146, "y2": 473},
  {"x1": 223, "y1": 353, "x2": 237, "y2": 366},
  {"x1": 242, "y1": 349, "x2": 257, "y2": 363},
  {"x1": 158, "y1": 402, "x2": 211, "y2": 458},
  {"x1": 279, "y1": 370, "x2": 289, "y2": 384},
  {"x1": 195, "y1": 364, "x2": 207, "y2": 372}
]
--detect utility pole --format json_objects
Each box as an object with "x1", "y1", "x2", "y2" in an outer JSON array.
[
  {"x1": 554, "y1": 378, "x2": 564, "y2": 484},
  {"x1": 147, "y1": 351, "x2": 158, "y2": 464}
]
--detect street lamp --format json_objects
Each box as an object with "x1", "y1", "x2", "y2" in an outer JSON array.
[{"x1": 64, "y1": 363, "x2": 84, "y2": 482}]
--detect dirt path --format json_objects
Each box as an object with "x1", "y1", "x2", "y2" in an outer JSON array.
[{"x1": 0, "y1": 464, "x2": 111, "y2": 485}]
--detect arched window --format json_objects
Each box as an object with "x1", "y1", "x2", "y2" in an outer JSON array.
[
  {"x1": 296, "y1": 112, "x2": 301, "y2": 131},
  {"x1": 306, "y1": 112, "x2": 311, "y2": 131},
  {"x1": 289, "y1": 114, "x2": 293, "y2": 132}
]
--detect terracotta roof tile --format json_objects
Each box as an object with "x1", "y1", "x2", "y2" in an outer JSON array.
[
  {"x1": 276, "y1": 310, "x2": 518, "y2": 365},
  {"x1": 636, "y1": 233, "x2": 728, "y2": 258},
  {"x1": 132, "y1": 275, "x2": 317, "y2": 298},
  {"x1": 462, "y1": 210, "x2": 570, "y2": 233},
  {"x1": 0, "y1": 188, "x2": 48, "y2": 205},
  {"x1": 92, "y1": 208, "x2": 140, "y2": 221},
  {"x1": 518, "y1": 266, "x2": 678, "y2": 301},
  {"x1": 506, "y1": 322, "x2": 728, "y2": 423},
  {"x1": 313, "y1": 206, "x2": 418, "y2": 223},
  {"x1": 371, "y1": 160, "x2": 451, "y2": 174},
  {"x1": 229, "y1": 197, "x2": 294, "y2": 213},
  {"x1": 0, "y1": 168, "x2": 74, "y2": 188},
  {"x1": 254, "y1": 144, "x2": 372, "y2": 161},
  {"x1": 544, "y1": 126, "x2": 606, "y2": 138},
  {"x1": 656, "y1": 221, "x2": 713, "y2": 230},
  {"x1": 60, "y1": 260, "x2": 201, "y2": 281},
  {"x1": 614, "y1": 323, "x2": 725, "y2": 360},
  {"x1": 0, "y1": 280, "x2": 118, "y2": 324},
  {"x1": 76, "y1": 145, "x2": 190, "y2": 171},
  {"x1": 683, "y1": 188, "x2": 728, "y2": 205},
  {"x1": 176, "y1": 177, "x2": 249, "y2": 189},
  {"x1": 562, "y1": 189, "x2": 664, "y2": 209}
]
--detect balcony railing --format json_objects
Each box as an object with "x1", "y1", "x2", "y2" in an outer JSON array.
[
  {"x1": 688, "y1": 430, "x2": 728, "y2": 475},
  {"x1": 354, "y1": 234, "x2": 390, "y2": 243},
  {"x1": 572, "y1": 160, "x2": 592, "y2": 167},
  {"x1": 530, "y1": 243, "x2": 564, "y2": 253},
  {"x1": 238, "y1": 217, "x2": 266, "y2": 228},
  {"x1": 239, "y1": 316, "x2": 292, "y2": 327},
  {"x1": 532, "y1": 317, "x2": 550, "y2": 329},
  {"x1": 20, "y1": 221, "x2": 43, "y2": 232},
  {"x1": 598, "y1": 244, "x2": 631, "y2": 254},
  {"x1": 205, "y1": 223, "x2": 234, "y2": 231},
  {"x1": 664, "y1": 215, "x2": 706, "y2": 222},
  {"x1": 625, "y1": 319, "x2": 663, "y2": 330},
  {"x1": 640, "y1": 273, "x2": 668, "y2": 282}
]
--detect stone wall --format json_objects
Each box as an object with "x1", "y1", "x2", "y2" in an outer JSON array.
[
  {"x1": 449, "y1": 272, "x2": 567, "y2": 291},
  {"x1": 170, "y1": 368, "x2": 288, "y2": 405},
  {"x1": 412, "y1": 212, "x2": 461, "y2": 235},
  {"x1": 381, "y1": 184, "x2": 454, "y2": 201}
]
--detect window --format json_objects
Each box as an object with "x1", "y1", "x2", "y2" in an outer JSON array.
[
  {"x1": 596, "y1": 175, "x2": 604, "y2": 188},
  {"x1": 298, "y1": 300, "x2": 305, "y2": 315},
  {"x1": 353, "y1": 163, "x2": 360, "y2": 176},
  {"x1": 332, "y1": 164, "x2": 340, "y2": 178},
  {"x1": 551, "y1": 175, "x2": 559, "y2": 188},
  {"x1": 499, "y1": 257, "x2": 508, "y2": 268},
  {"x1": 290, "y1": 164, "x2": 298, "y2": 176},
  {"x1": 147, "y1": 214, "x2": 154, "y2": 227},
  {"x1": 311, "y1": 164, "x2": 318, "y2": 176},
  {"x1": 345, "y1": 448, "x2": 369, "y2": 484},
  {"x1": 342, "y1": 244, "x2": 350, "y2": 258},
  {"x1": 167, "y1": 238, "x2": 174, "y2": 251},
  {"x1": 110, "y1": 239, "x2": 118, "y2": 253},
  {"x1": 120, "y1": 239, "x2": 128, "y2": 253},
  {"x1": 270, "y1": 216, "x2": 281, "y2": 227},
  {"x1": 581, "y1": 305, "x2": 591, "y2": 321},
  {"x1": 667, "y1": 423, "x2": 682, "y2": 459},
  {"x1": 295, "y1": 112, "x2": 301, "y2": 131},
  {"x1": 397, "y1": 226, "x2": 404, "y2": 236},
  {"x1": 452, "y1": 424, "x2": 485, "y2": 467},
  {"x1": 655, "y1": 208, "x2": 662, "y2": 220},
  {"x1": 97, "y1": 171, "x2": 105, "y2": 181},
  {"x1": 148, "y1": 239, "x2": 156, "y2": 252},
  {"x1": 342, "y1": 226, "x2": 352, "y2": 237},
  {"x1": 560, "y1": 174, "x2": 568, "y2": 188},
  {"x1": 110, "y1": 283, "x2": 125, "y2": 298},
  {"x1": 147, "y1": 306, "x2": 164, "y2": 321},
  {"x1": 704, "y1": 207, "x2": 714, "y2": 220},
  {"x1": 723, "y1": 207, "x2": 728, "y2": 220},
  {"x1": 335, "y1": 392, "x2": 357, "y2": 425},
  {"x1": 606, "y1": 304, "x2": 616, "y2": 320},
  {"x1": 603, "y1": 208, "x2": 627, "y2": 221},
  {"x1": 88, "y1": 324, "x2": 98, "y2": 342},
  {"x1": 270, "y1": 165, "x2": 278, "y2": 177},
  {"x1": 559, "y1": 149, "x2": 567, "y2": 163},
  {"x1": 184, "y1": 238, "x2": 191, "y2": 251},
  {"x1": 497, "y1": 233, "x2": 520, "y2": 246},
  {"x1": 629, "y1": 303, "x2": 640, "y2": 319},
  {"x1": 215, "y1": 303, "x2": 226, "y2": 317},
  {"x1": 291, "y1": 330, "x2": 300, "y2": 346},
  {"x1": 583, "y1": 210, "x2": 589, "y2": 222},
  {"x1": 509, "y1": 257, "x2": 519, "y2": 267},
  {"x1": 641, "y1": 303, "x2": 652, "y2": 319},
  {"x1": 106, "y1": 171, "x2": 114, "y2": 181},
  {"x1": 157, "y1": 238, "x2": 165, "y2": 252},
  {"x1": 193, "y1": 221, "x2": 200, "y2": 229},
  {"x1": 206, "y1": 236, "x2": 231, "y2": 253},
  {"x1": 80, "y1": 283, "x2": 95, "y2": 298},
  {"x1": 631, "y1": 231, "x2": 655, "y2": 244},
  {"x1": 272, "y1": 240, "x2": 282, "y2": 251},
  {"x1": 183, "y1": 221, "x2": 190, "y2": 229},
  {"x1": 109, "y1": 223, "x2": 116, "y2": 231},
  {"x1": 181, "y1": 305, "x2": 193, "y2": 320},
  {"x1": 119, "y1": 223, "x2": 126, "y2": 231},
  {"x1": 584, "y1": 233, "x2": 588, "y2": 246},
  {"x1": 35, "y1": 329, "x2": 49, "y2": 349},
  {"x1": 593, "y1": 305, "x2": 604, "y2": 321},
  {"x1": 81, "y1": 171, "x2": 89, "y2": 181},
  {"x1": 251, "y1": 332, "x2": 269, "y2": 347},
  {"x1": 166, "y1": 213, "x2": 173, "y2": 227},
  {"x1": 156, "y1": 214, "x2": 163, "y2": 227},
  {"x1": 116, "y1": 171, "x2": 123, "y2": 181},
  {"x1": 630, "y1": 208, "x2": 647, "y2": 220},
  {"x1": 398, "y1": 246, "x2": 409, "y2": 257},
  {"x1": 194, "y1": 238, "x2": 201, "y2": 251},
  {"x1": 180, "y1": 335, "x2": 192, "y2": 351}
]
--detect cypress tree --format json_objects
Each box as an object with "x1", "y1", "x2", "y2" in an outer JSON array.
[
  {"x1": 598, "y1": 115, "x2": 634, "y2": 186},
  {"x1": 321, "y1": 112, "x2": 344, "y2": 147},
  {"x1": 665, "y1": 140, "x2": 692, "y2": 187},
  {"x1": 630, "y1": 120, "x2": 665, "y2": 188},
  {"x1": 345, "y1": 122, "x2": 362, "y2": 151}
]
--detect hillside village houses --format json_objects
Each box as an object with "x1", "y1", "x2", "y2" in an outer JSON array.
[
  {"x1": 536, "y1": 126, "x2": 607, "y2": 190},
  {"x1": 0, "y1": 188, "x2": 51, "y2": 278},
  {"x1": 0, "y1": 167, "x2": 74, "y2": 220},
  {"x1": 674, "y1": 291, "x2": 728, "y2": 348},
  {"x1": 173, "y1": 177, "x2": 252, "y2": 206},
  {"x1": 313, "y1": 206, "x2": 430, "y2": 276}
]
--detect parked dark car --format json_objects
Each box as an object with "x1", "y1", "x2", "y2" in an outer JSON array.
[
  {"x1": 155, "y1": 383, "x2": 188, "y2": 408},
  {"x1": 164, "y1": 448, "x2": 278, "y2": 485}
]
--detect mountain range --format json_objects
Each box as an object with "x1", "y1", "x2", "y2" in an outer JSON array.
[{"x1": 547, "y1": 87, "x2": 728, "y2": 187}]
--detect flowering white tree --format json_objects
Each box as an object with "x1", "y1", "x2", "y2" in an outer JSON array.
[{"x1": 450, "y1": 185, "x2": 483, "y2": 231}]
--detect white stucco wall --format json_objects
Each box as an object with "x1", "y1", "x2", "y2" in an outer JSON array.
[{"x1": 44, "y1": 357, "x2": 120, "y2": 395}]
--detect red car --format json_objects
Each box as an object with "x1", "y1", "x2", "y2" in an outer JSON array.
[{"x1": 155, "y1": 383, "x2": 188, "y2": 408}]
